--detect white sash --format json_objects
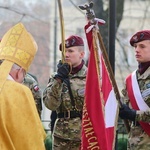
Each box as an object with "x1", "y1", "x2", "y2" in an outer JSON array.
[{"x1": 131, "y1": 70, "x2": 149, "y2": 111}]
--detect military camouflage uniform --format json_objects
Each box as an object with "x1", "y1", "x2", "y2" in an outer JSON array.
[
  {"x1": 23, "y1": 73, "x2": 42, "y2": 118},
  {"x1": 43, "y1": 64, "x2": 87, "y2": 150},
  {"x1": 122, "y1": 67, "x2": 150, "y2": 150}
]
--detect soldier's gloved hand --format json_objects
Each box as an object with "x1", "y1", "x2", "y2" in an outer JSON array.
[
  {"x1": 119, "y1": 104, "x2": 136, "y2": 121},
  {"x1": 54, "y1": 62, "x2": 70, "y2": 82}
]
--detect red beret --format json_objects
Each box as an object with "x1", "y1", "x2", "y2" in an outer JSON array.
[
  {"x1": 59, "y1": 35, "x2": 84, "y2": 51},
  {"x1": 130, "y1": 30, "x2": 150, "y2": 46}
]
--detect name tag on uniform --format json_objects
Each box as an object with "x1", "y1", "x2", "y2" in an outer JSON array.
[
  {"x1": 141, "y1": 88, "x2": 150, "y2": 98},
  {"x1": 78, "y1": 88, "x2": 85, "y2": 96}
]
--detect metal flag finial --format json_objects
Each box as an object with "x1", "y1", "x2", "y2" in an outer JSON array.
[
  {"x1": 79, "y1": 2, "x2": 96, "y2": 24},
  {"x1": 79, "y1": 2, "x2": 105, "y2": 26}
]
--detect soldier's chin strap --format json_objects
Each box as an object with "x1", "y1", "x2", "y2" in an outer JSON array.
[{"x1": 68, "y1": 62, "x2": 72, "y2": 75}]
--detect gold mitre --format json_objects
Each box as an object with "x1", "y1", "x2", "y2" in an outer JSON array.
[
  {"x1": 0, "y1": 23, "x2": 37, "y2": 71},
  {"x1": 0, "y1": 23, "x2": 37, "y2": 92}
]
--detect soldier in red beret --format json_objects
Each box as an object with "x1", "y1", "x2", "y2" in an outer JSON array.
[
  {"x1": 119, "y1": 30, "x2": 150, "y2": 149},
  {"x1": 43, "y1": 35, "x2": 87, "y2": 150}
]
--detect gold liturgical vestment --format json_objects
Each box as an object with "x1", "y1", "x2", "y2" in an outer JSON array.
[
  {"x1": 0, "y1": 79, "x2": 46, "y2": 150},
  {"x1": 0, "y1": 23, "x2": 46, "y2": 149}
]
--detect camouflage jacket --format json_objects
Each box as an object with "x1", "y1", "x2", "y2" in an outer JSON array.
[
  {"x1": 43, "y1": 64, "x2": 87, "y2": 140},
  {"x1": 23, "y1": 73, "x2": 42, "y2": 118},
  {"x1": 122, "y1": 67, "x2": 150, "y2": 149}
]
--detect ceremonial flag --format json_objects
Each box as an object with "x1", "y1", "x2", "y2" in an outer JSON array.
[{"x1": 81, "y1": 23, "x2": 118, "y2": 150}]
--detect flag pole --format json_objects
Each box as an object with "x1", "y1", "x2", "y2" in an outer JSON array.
[
  {"x1": 57, "y1": 0, "x2": 72, "y2": 73},
  {"x1": 97, "y1": 30, "x2": 130, "y2": 133},
  {"x1": 57, "y1": 0, "x2": 65, "y2": 63},
  {"x1": 79, "y1": 2, "x2": 130, "y2": 133}
]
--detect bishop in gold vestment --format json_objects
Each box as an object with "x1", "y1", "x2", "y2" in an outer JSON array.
[{"x1": 0, "y1": 23, "x2": 46, "y2": 150}]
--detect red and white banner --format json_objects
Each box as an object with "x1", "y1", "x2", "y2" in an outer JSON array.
[{"x1": 81, "y1": 23, "x2": 118, "y2": 150}]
